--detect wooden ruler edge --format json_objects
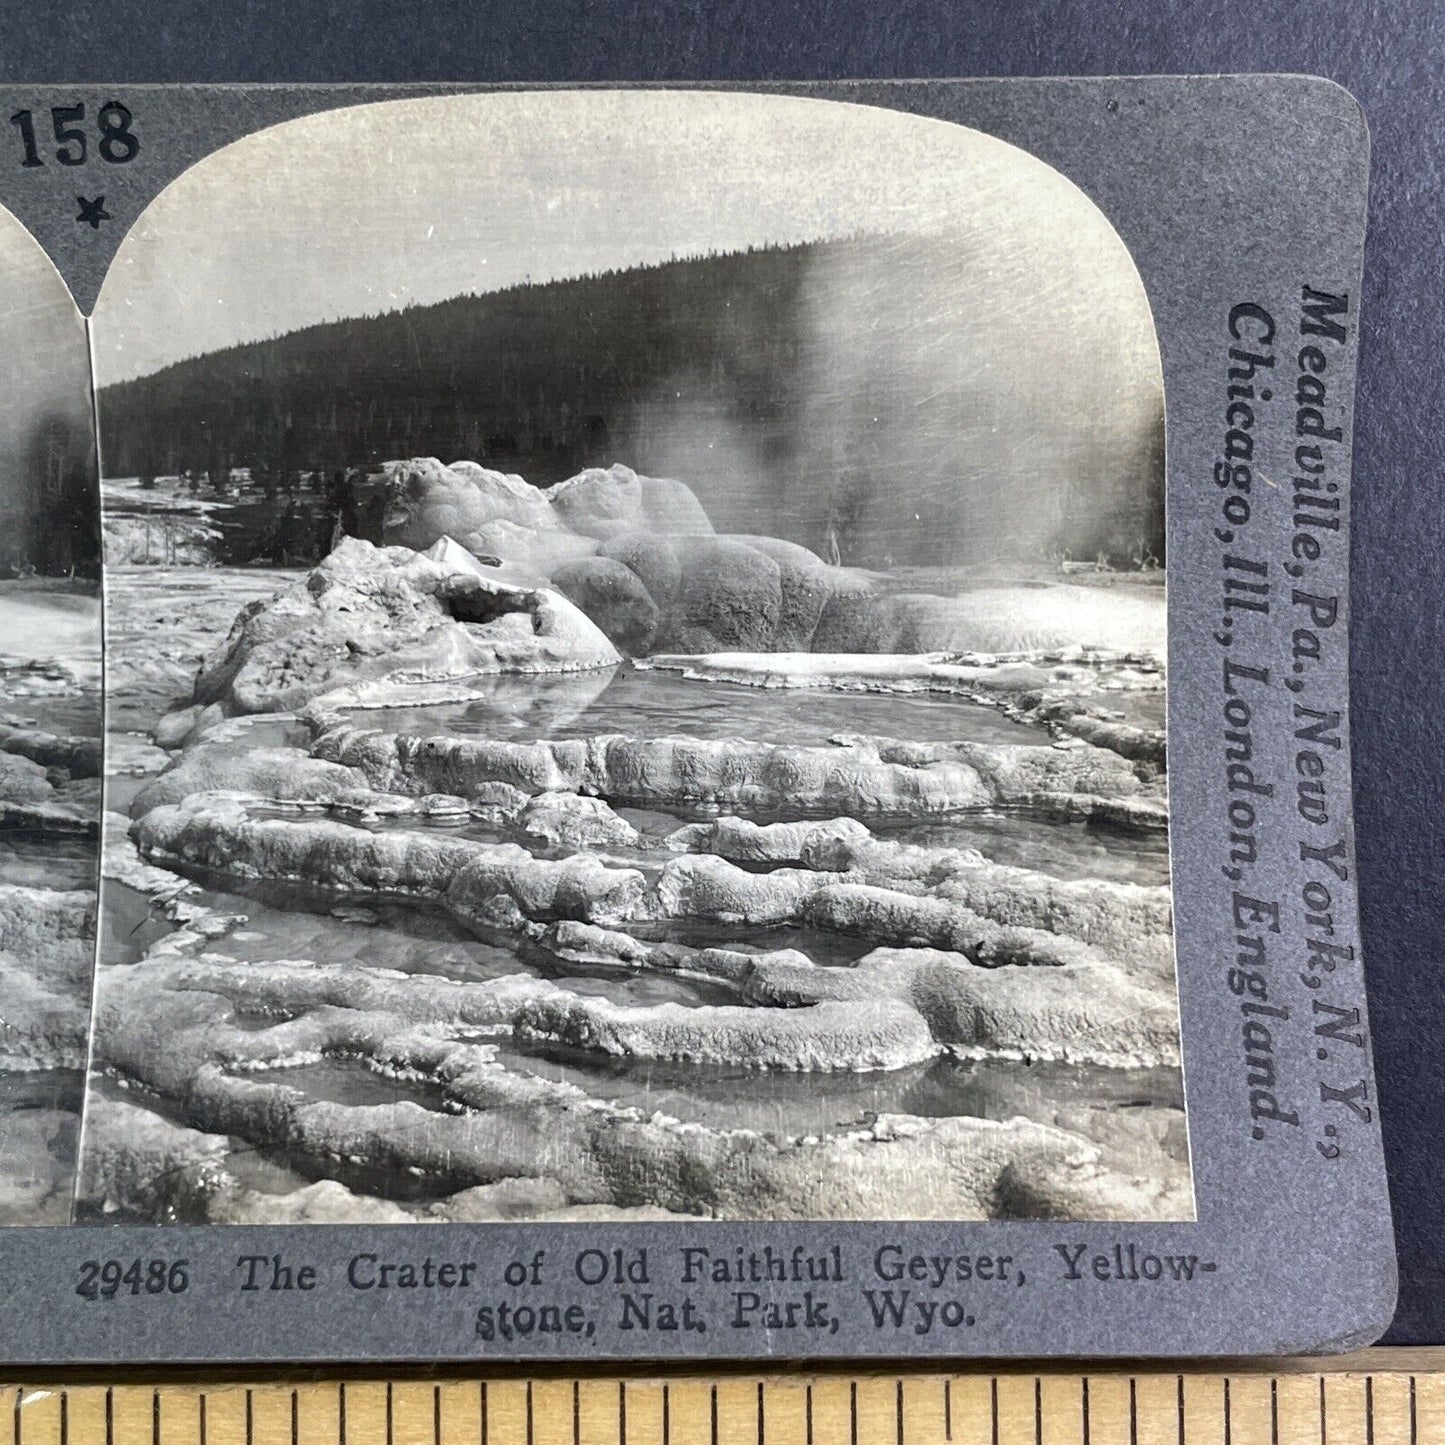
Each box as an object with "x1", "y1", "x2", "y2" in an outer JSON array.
[
  {"x1": 0, "y1": 1344, "x2": 1439, "y2": 1387},
  {"x1": 0, "y1": 1357, "x2": 1438, "y2": 1445}
]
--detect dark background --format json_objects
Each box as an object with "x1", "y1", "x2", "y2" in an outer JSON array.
[{"x1": 2, "y1": 0, "x2": 1438, "y2": 1343}]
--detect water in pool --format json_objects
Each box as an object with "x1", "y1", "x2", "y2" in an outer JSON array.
[{"x1": 342, "y1": 663, "x2": 1045, "y2": 748}]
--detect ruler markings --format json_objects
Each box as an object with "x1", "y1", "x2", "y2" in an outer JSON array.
[
  {"x1": 944, "y1": 1377, "x2": 985, "y2": 1445},
  {"x1": 1325, "y1": 1373, "x2": 1367, "y2": 1445},
  {"x1": 1404, "y1": 1371, "x2": 1445, "y2": 1445},
  {"x1": 1130, "y1": 1374, "x2": 1174, "y2": 1445},
  {"x1": 1035, "y1": 1377, "x2": 1076, "y2": 1445},
  {"x1": 391, "y1": 1389, "x2": 431, "y2": 1445},
  {"x1": 161, "y1": 1389, "x2": 189, "y2": 1445},
  {"x1": 1078, "y1": 1376, "x2": 1123, "y2": 1445},
  {"x1": 24, "y1": 1391, "x2": 60, "y2": 1445},
  {"x1": 67, "y1": 1387, "x2": 105, "y2": 1445},
  {"x1": 4, "y1": 1374, "x2": 1442, "y2": 1445},
  {"x1": 574, "y1": 1384, "x2": 613, "y2": 1445},
  {"x1": 677, "y1": 1382, "x2": 722, "y2": 1445},
  {"x1": 712, "y1": 1381, "x2": 752, "y2": 1445},
  {"x1": 264, "y1": 1385, "x2": 293, "y2": 1445},
  {"x1": 1228, "y1": 1376, "x2": 1271, "y2": 1445},
  {"x1": 1273, "y1": 1375, "x2": 1322, "y2": 1445},
  {"x1": 995, "y1": 1376, "x2": 1033, "y2": 1445},
  {"x1": 809, "y1": 1379, "x2": 849, "y2": 1445},
  {"x1": 765, "y1": 1377, "x2": 805, "y2": 1445},
  {"x1": 436, "y1": 1383, "x2": 476, "y2": 1445},
  {"x1": 621, "y1": 1383, "x2": 661, "y2": 1445},
  {"x1": 305, "y1": 1383, "x2": 340, "y2": 1445},
  {"x1": 535, "y1": 1379, "x2": 572, "y2": 1445},
  {"x1": 913, "y1": 1377, "x2": 949, "y2": 1444},
  {"x1": 854, "y1": 1380, "x2": 896, "y2": 1445},
  {"x1": 677, "y1": 1382, "x2": 732, "y2": 1445},
  {"x1": 356, "y1": 1385, "x2": 390, "y2": 1445},
  {"x1": 1351, "y1": 1377, "x2": 1402, "y2": 1445},
  {"x1": 1180, "y1": 1376, "x2": 1221, "y2": 1445},
  {"x1": 208, "y1": 1385, "x2": 241, "y2": 1445},
  {"x1": 1380, "y1": 1377, "x2": 1409, "y2": 1445},
  {"x1": 491, "y1": 1385, "x2": 528, "y2": 1445},
  {"x1": 104, "y1": 1385, "x2": 147, "y2": 1445}
]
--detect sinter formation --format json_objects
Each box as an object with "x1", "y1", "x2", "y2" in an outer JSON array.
[{"x1": 83, "y1": 460, "x2": 1184, "y2": 1224}]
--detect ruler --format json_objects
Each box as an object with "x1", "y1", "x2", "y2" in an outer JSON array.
[{"x1": 2, "y1": 1352, "x2": 1441, "y2": 1445}]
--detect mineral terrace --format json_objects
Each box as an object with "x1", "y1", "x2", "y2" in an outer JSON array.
[
  {"x1": 0, "y1": 587, "x2": 102, "y2": 1224},
  {"x1": 81, "y1": 460, "x2": 1187, "y2": 1225}
]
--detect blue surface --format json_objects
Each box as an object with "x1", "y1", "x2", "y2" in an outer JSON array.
[{"x1": 2, "y1": 1, "x2": 1441, "y2": 1343}]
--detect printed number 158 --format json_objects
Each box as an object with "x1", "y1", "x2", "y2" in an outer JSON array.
[{"x1": 9, "y1": 103, "x2": 139, "y2": 167}]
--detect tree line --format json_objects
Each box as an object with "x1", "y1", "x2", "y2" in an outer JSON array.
[
  {"x1": 98, "y1": 235, "x2": 1165, "y2": 570},
  {"x1": 0, "y1": 411, "x2": 100, "y2": 579}
]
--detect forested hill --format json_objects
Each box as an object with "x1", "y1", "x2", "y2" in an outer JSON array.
[
  {"x1": 97, "y1": 235, "x2": 1165, "y2": 568},
  {"x1": 100, "y1": 240, "x2": 821, "y2": 496}
]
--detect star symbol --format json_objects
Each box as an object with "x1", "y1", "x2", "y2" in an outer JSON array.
[{"x1": 76, "y1": 195, "x2": 111, "y2": 230}]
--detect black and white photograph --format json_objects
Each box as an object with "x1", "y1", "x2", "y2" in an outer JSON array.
[
  {"x1": 0, "y1": 204, "x2": 102, "y2": 1225},
  {"x1": 79, "y1": 89, "x2": 1187, "y2": 1226}
]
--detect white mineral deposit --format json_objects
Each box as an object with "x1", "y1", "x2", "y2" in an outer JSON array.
[{"x1": 79, "y1": 460, "x2": 1186, "y2": 1225}]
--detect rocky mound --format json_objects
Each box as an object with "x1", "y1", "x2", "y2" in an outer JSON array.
[
  {"x1": 0, "y1": 885, "x2": 96, "y2": 1072},
  {"x1": 0, "y1": 719, "x2": 102, "y2": 836},
  {"x1": 381, "y1": 458, "x2": 591, "y2": 574},
  {"x1": 369, "y1": 458, "x2": 1167, "y2": 661},
  {"x1": 547, "y1": 464, "x2": 715, "y2": 541},
  {"x1": 188, "y1": 535, "x2": 620, "y2": 714}
]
